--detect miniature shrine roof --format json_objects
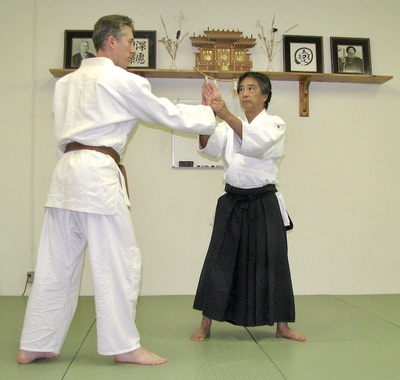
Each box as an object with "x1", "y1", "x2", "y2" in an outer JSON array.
[{"x1": 190, "y1": 29, "x2": 256, "y2": 47}]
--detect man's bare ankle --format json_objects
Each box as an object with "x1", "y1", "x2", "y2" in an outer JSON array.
[
  {"x1": 17, "y1": 350, "x2": 59, "y2": 364},
  {"x1": 201, "y1": 316, "x2": 212, "y2": 328}
]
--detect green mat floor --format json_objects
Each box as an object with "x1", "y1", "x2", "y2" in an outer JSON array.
[{"x1": 1, "y1": 294, "x2": 400, "y2": 379}]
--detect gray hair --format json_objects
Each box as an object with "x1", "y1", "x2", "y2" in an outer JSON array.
[{"x1": 92, "y1": 15, "x2": 134, "y2": 51}]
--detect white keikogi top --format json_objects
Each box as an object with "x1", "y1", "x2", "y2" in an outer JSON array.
[
  {"x1": 46, "y1": 57, "x2": 216, "y2": 214},
  {"x1": 199, "y1": 109, "x2": 291, "y2": 226}
]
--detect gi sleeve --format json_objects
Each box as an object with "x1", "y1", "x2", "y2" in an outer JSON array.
[
  {"x1": 108, "y1": 73, "x2": 217, "y2": 135},
  {"x1": 197, "y1": 122, "x2": 228, "y2": 159},
  {"x1": 235, "y1": 115, "x2": 286, "y2": 159}
]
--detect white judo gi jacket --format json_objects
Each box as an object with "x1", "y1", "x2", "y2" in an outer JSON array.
[{"x1": 47, "y1": 57, "x2": 216, "y2": 214}]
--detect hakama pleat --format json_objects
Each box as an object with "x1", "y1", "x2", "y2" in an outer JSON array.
[{"x1": 193, "y1": 184, "x2": 295, "y2": 326}]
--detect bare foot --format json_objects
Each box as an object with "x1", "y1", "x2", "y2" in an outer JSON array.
[
  {"x1": 17, "y1": 350, "x2": 59, "y2": 364},
  {"x1": 114, "y1": 347, "x2": 167, "y2": 365},
  {"x1": 276, "y1": 322, "x2": 307, "y2": 341},
  {"x1": 190, "y1": 316, "x2": 212, "y2": 341}
]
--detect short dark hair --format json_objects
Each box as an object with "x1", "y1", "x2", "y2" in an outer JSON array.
[
  {"x1": 346, "y1": 46, "x2": 356, "y2": 54},
  {"x1": 237, "y1": 72, "x2": 272, "y2": 110},
  {"x1": 92, "y1": 15, "x2": 134, "y2": 51}
]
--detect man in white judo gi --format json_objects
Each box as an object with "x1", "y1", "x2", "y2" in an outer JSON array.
[{"x1": 18, "y1": 14, "x2": 217, "y2": 365}]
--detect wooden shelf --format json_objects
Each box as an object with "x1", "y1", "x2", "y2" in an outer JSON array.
[{"x1": 49, "y1": 68, "x2": 393, "y2": 117}]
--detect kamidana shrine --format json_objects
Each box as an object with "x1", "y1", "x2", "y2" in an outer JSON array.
[{"x1": 190, "y1": 29, "x2": 256, "y2": 71}]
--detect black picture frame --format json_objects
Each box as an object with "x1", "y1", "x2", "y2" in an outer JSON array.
[
  {"x1": 283, "y1": 35, "x2": 324, "y2": 73},
  {"x1": 129, "y1": 30, "x2": 156, "y2": 69},
  {"x1": 63, "y1": 29, "x2": 157, "y2": 69},
  {"x1": 330, "y1": 37, "x2": 371, "y2": 74},
  {"x1": 64, "y1": 30, "x2": 95, "y2": 69}
]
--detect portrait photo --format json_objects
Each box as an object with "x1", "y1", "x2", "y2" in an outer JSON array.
[
  {"x1": 64, "y1": 30, "x2": 95, "y2": 68},
  {"x1": 330, "y1": 37, "x2": 371, "y2": 74},
  {"x1": 71, "y1": 39, "x2": 96, "y2": 68}
]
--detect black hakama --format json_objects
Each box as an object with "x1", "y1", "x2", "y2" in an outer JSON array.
[{"x1": 193, "y1": 184, "x2": 295, "y2": 326}]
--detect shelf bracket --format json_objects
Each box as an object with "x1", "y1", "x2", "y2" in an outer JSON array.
[{"x1": 299, "y1": 76, "x2": 311, "y2": 117}]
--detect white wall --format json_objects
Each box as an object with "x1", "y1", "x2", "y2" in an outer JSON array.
[{"x1": 1, "y1": 0, "x2": 399, "y2": 296}]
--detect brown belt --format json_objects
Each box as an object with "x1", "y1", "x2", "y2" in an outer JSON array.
[{"x1": 64, "y1": 142, "x2": 129, "y2": 198}]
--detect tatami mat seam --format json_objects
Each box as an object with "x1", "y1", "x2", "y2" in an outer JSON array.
[
  {"x1": 61, "y1": 318, "x2": 96, "y2": 379},
  {"x1": 332, "y1": 295, "x2": 400, "y2": 329},
  {"x1": 245, "y1": 326, "x2": 287, "y2": 379}
]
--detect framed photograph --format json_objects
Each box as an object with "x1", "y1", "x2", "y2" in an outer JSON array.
[
  {"x1": 283, "y1": 35, "x2": 323, "y2": 73},
  {"x1": 63, "y1": 29, "x2": 156, "y2": 69},
  {"x1": 330, "y1": 37, "x2": 371, "y2": 74},
  {"x1": 129, "y1": 30, "x2": 156, "y2": 69},
  {"x1": 64, "y1": 30, "x2": 95, "y2": 68}
]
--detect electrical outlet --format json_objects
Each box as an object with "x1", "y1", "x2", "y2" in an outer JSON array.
[{"x1": 27, "y1": 271, "x2": 35, "y2": 284}]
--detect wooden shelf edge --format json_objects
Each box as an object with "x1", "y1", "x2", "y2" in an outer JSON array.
[
  {"x1": 49, "y1": 68, "x2": 393, "y2": 84},
  {"x1": 49, "y1": 68, "x2": 393, "y2": 117}
]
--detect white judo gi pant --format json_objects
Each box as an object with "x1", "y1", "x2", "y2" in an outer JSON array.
[{"x1": 20, "y1": 192, "x2": 142, "y2": 356}]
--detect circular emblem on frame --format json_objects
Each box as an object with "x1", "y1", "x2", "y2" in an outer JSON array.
[{"x1": 294, "y1": 47, "x2": 314, "y2": 66}]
